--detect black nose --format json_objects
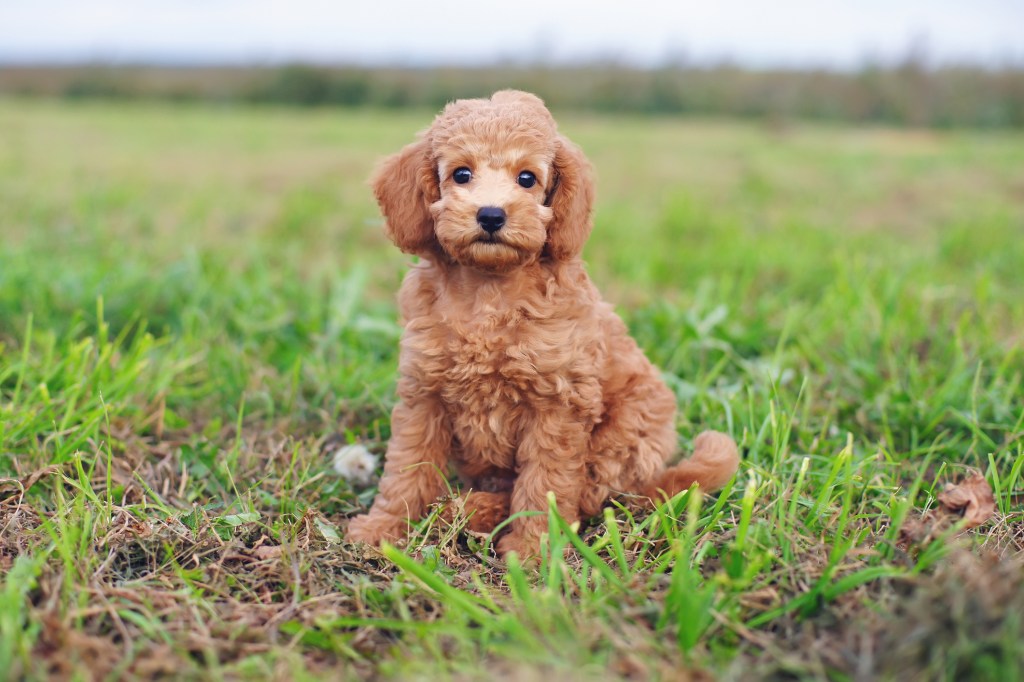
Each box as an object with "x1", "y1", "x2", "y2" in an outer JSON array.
[{"x1": 476, "y1": 206, "x2": 506, "y2": 233}]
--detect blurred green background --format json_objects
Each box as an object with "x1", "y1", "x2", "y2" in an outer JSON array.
[{"x1": 3, "y1": 61, "x2": 1023, "y2": 127}]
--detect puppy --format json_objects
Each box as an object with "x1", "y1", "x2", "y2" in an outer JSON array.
[{"x1": 347, "y1": 90, "x2": 739, "y2": 558}]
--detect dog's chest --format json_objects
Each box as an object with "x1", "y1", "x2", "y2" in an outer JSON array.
[
  {"x1": 441, "y1": 314, "x2": 536, "y2": 439},
  {"x1": 436, "y1": 308, "x2": 575, "y2": 394},
  {"x1": 443, "y1": 333, "x2": 526, "y2": 465},
  {"x1": 413, "y1": 308, "x2": 580, "y2": 464}
]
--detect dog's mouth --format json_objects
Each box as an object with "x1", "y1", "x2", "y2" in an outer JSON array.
[
  {"x1": 469, "y1": 238, "x2": 518, "y2": 254},
  {"x1": 474, "y1": 232, "x2": 506, "y2": 245},
  {"x1": 463, "y1": 238, "x2": 529, "y2": 272},
  {"x1": 434, "y1": 212, "x2": 543, "y2": 271}
]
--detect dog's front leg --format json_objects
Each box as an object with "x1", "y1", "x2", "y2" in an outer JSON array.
[
  {"x1": 497, "y1": 412, "x2": 587, "y2": 560},
  {"x1": 347, "y1": 393, "x2": 451, "y2": 546}
]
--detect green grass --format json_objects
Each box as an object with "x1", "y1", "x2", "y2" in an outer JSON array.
[{"x1": 1, "y1": 98, "x2": 1022, "y2": 680}]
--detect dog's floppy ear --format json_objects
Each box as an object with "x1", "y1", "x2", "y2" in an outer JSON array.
[
  {"x1": 371, "y1": 136, "x2": 440, "y2": 257},
  {"x1": 544, "y1": 136, "x2": 594, "y2": 261}
]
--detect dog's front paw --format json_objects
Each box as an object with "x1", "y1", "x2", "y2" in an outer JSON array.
[{"x1": 347, "y1": 513, "x2": 408, "y2": 546}]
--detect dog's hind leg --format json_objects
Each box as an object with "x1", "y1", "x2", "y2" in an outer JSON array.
[
  {"x1": 583, "y1": 368, "x2": 679, "y2": 516},
  {"x1": 641, "y1": 431, "x2": 739, "y2": 502}
]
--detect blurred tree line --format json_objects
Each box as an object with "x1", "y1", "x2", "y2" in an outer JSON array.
[{"x1": 2, "y1": 61, "x2": 1022, "y2": 128}]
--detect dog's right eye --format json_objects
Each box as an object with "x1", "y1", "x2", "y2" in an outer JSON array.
[{"x1": 453, "y1": 167, "x2": 473, "y2": 184}]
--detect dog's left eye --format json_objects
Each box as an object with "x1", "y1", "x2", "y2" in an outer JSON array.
[{"x1": 517, "y1": 171, "x2": 537, "y2": 189}]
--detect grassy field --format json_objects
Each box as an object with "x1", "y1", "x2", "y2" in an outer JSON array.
[{"x1": 1, "y1": 98, "x2": 1022, "y2": 680}]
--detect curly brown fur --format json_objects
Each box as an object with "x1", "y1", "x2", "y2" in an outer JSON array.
[{"x1": 347, "y1": 90, "x2": 739, "y2": 558}]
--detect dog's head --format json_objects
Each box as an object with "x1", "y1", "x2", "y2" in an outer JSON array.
[{"x1": 371, "y1": 90, "x2": 594, "y2": 273}]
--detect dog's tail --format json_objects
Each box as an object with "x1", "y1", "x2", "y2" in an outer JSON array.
[{"x1": 642, "y1": 431, "x2": 739, "y2": 502}]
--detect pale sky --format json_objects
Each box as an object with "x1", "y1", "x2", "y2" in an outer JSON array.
[{"x1": 1, "y1": 0, "x2": 1021, "y2": 67}]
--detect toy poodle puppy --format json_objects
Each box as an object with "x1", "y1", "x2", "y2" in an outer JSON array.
[{"x1": 347, "y1": 90, "x2": 739, "y2": 559}]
